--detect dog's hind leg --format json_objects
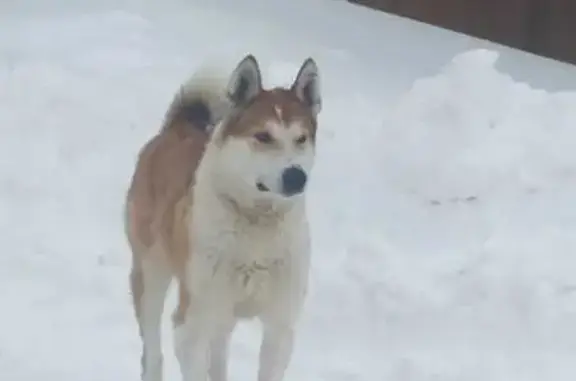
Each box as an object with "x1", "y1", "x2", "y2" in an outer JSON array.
[{"x1": 130, "y1": 254, "x2": 172, "y2": 381}]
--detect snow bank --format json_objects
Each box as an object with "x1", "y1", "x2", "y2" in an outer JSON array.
[
  {"x1": 303, "y1": 49, "x2": 576, "y2": 379},
  {"x1": 379, "y1": 49, "x2": 576, "y2": 200}
]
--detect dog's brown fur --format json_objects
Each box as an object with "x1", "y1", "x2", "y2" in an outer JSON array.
[
  {"x1": 125, "y1": 104, "x2": 210, "y2": 331},
  {"x1": 221, "y1": 89, "x2": 317, "y2": 142}
]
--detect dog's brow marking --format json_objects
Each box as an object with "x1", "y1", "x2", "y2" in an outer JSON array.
[{"x1": 274, "y1": 104, "x2": 283, "y2": 121}]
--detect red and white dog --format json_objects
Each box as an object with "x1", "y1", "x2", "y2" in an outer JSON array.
[{"x1": 124, "y1": 54, "x2": 321, "y2": 381}]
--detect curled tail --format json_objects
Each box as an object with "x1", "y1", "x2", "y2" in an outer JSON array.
[{"x1": 161, "y1": 65, "x2": 232, "y2": 133}]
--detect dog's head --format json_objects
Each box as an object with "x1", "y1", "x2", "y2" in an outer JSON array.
[{"x1": 208, "y1": 55, "x2": 321, "y2": 209}]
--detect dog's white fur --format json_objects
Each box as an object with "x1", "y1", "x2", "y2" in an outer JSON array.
[{"x1": 125, "y1": 54, "x2": 321, "y2": 381}]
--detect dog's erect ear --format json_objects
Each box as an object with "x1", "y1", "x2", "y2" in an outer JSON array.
[
  {"x1": 227, "y1": 54, "x2": 262, "y2": 106},
  {"x1": 291, "y1": 58, "x2": 321, "y2": 116}
]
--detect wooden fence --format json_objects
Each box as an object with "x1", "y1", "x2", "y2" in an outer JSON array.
[{"x1": 350, "y1": 0, "x2": 576, "y2": 65}]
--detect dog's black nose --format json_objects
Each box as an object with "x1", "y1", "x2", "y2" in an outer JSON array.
[{"x1": 281, "y1": 166, "x2": 307, "y2": 196}]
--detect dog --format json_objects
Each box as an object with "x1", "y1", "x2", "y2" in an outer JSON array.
[{"x1": 124, "y1": 54, "x2": 322, "y2": 381}]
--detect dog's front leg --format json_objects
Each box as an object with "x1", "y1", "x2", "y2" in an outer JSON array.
[
  {"x1": 173, "y1": 307, "x2": 213, "y2": 381},
  {"x1": 258, "y1": 244, "x2": 309, "y2": 381},
  {"x1": 258, "y1": 321, "x2": 295, "y2": 381}
]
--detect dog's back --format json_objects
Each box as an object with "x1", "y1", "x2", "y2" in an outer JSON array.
[
  {"x1": 125, "y1": 109, "x2": 207, "y2": 268},
  {"x1": 125, "y1": 68, "x2": 230, "y2": 263}
]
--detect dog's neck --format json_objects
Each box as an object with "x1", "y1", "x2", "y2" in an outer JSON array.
[{"x1": 218, "y1": 192, "x2": 303, "y2": 227}]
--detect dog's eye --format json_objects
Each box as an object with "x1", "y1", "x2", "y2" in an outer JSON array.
[
  {"x1": 295, "y1": 135, "x2": 307, "y2": 145},
  {"x1": 254, "y1": 131, "x2": 273, "y2": 144}
]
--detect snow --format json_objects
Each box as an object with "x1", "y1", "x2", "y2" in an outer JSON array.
[{"x1": 1, "y1": 0, "x2": 576, "y2": 380}]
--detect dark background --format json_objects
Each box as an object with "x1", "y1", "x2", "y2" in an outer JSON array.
[{"x1": 350, "y1": 0, "x2": 576, "y2": 65}]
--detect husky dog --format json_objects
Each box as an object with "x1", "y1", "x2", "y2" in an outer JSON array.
[{"x1": 124, "y1": 54, "x2": 321, "y2": 381}]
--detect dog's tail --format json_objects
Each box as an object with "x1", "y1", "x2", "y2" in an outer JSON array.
[{"x1": 161, "y1": 64, "x2": 232, "y2": 133}]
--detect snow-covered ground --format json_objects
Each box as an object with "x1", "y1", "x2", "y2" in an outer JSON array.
[{"x1": 1, "y1": 0, "x2": 576, "y2": 380}]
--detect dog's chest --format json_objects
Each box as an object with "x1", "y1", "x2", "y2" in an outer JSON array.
[
  {"x1": 223, "y1": 228, "x2": 290, "y2": 315},
  {"x1": 191, "y1": 203, "x2": 306, "y2": 317},
  {"x1": 231, "y1": 231, "x2": 285, "y2": 286}
]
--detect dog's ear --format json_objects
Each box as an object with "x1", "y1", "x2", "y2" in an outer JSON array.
[
  {"x1": 227, "y1": 54, "x2": 262, "y2": 106},
  {"x1": 291, "y1": 58, "x2": 321, "y2": 116}
]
